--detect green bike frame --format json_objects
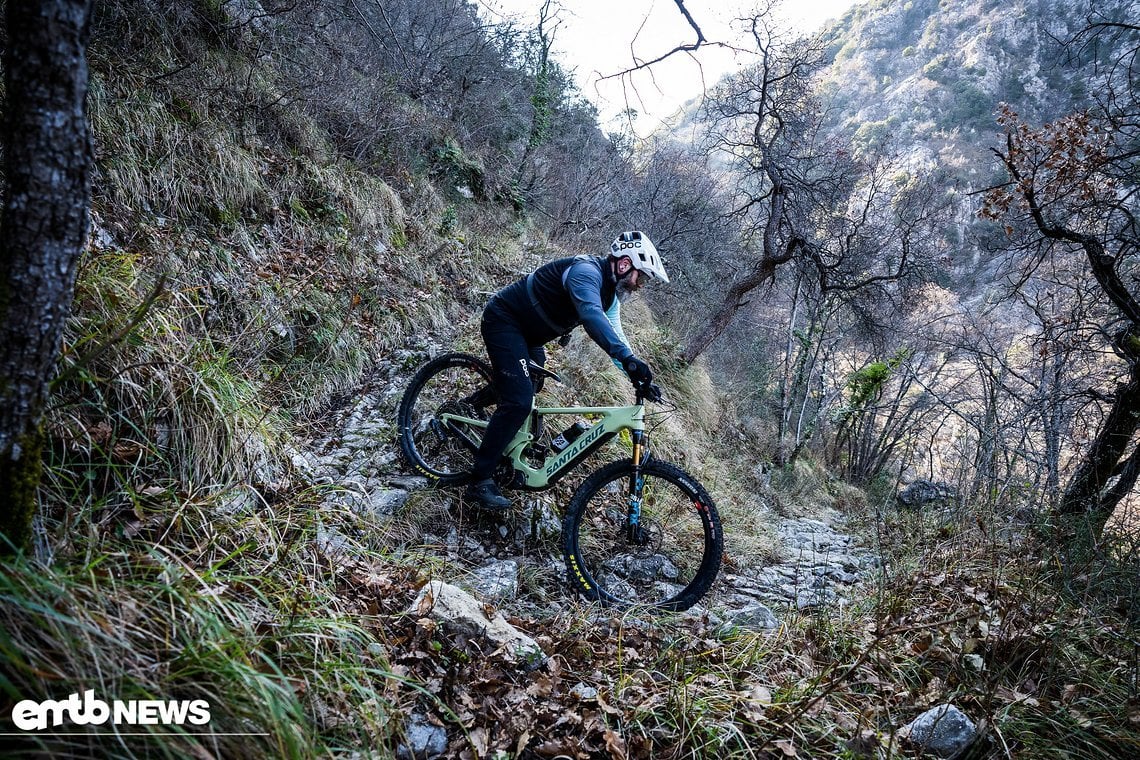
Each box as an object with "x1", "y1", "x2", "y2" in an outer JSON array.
[{"x1": 439, "y1": 402, "x2": 647, "y2": 490}]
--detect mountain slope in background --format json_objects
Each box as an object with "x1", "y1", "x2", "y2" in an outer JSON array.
[{"x1": 816, "y1": 0, "x2": 1134, "y2": 281}]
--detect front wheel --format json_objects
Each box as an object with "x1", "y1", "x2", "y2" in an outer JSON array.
[{"x1": 562, "y1": 459, "x2": 723, "y2": 611}]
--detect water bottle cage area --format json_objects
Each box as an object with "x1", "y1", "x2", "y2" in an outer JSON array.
[{"x1": 551, "y1": 420, "x2": 590, "y2": 453}]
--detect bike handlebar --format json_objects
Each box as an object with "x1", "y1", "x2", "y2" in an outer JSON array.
[{"x1": 635, "y1": 381, "x2": 663, "y2": 404}]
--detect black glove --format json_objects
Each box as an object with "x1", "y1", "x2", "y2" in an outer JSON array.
[
  {"x1": 641, "y1": 383, "x2": 663, "y2": 403},
  {"x1": 623, "y1": 356, "x2": 653, "y2": 385}
]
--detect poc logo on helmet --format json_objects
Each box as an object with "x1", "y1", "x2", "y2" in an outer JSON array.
[{"x1": 609, "y1": 230, "x2": 670, "y2": 284}]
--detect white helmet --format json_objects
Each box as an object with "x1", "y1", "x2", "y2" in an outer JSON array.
[{"x1": 609, "y1": 231, "x2": 670, "y2": 284}]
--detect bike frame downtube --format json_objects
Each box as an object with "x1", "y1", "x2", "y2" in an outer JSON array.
[
  {"x1": 438, "y1": 403, "x2": 645, "y2": 489},
  {"x1": 515, "y1": 404, "x2": 644, "y2": 488}
]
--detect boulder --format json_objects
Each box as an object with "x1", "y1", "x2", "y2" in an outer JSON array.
[
  {"x1": 387, "y1": 474, "x2": 430, "y2": 491},
  {"x1": 315, "y1": 523, "x2": 353, "y2": 558},
  {"x1": 395, "y1": 712, "x2": 448, "y2": 760},
  {"x1": 367, "y1": 488, "x2": 409, "y2": 516},
  {"x1": 409, "y1": 581, "x2": 544, "y2": 665},
  {"x1": 722, "y1": 603, "x2": 780, "y2": 630},
  {"x1": 525, "y1": 501, "x2": 562, "y2": 542},
  {"x1": 903, "y1": 703, "x2": 977, "y2": 758},
  {"x1": 897, "y1": 480, "x2": 959, "y2": 509},
  {"x1": 468, "y1": 560, "x2": 520, "y2": 601}
]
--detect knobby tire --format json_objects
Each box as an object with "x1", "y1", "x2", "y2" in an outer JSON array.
[
  {"x1": 397, "y1": 352, "x2": 495, "y2": 485},
  {"x1": 562, "y1": 458, "x2": 722, "y2": 611}
]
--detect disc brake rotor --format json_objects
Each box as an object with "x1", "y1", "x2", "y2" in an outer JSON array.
[{"x1": 630, "y1": 518, "x2": 663, "y2": 558}]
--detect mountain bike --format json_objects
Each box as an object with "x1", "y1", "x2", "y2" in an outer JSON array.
[{"x1": 397, "y1": 352, "x2": 723, "y2": 612}]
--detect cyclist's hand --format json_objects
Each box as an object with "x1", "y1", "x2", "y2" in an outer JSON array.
[
  {"x1": 638, "y1": 382, "x2": 663, "y2": 403},
  {"x1": 623, "y1": 356, "x2": 653, "y2": 385}
]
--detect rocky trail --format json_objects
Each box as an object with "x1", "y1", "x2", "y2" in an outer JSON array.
[{"x1": 287, "y1": 348, "x2": 881, "y2": 631}]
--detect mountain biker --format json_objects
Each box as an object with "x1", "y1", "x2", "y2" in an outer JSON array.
[{"x1": 464, "y1": 231, "x2": 669, "y2": 510}]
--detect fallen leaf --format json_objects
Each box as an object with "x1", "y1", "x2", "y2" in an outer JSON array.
[
  {"x1": 994, "y1": 686, "x2": 1039, "y2": 707},
  {"x1": 774, "y1": 738, "x2": 797, "y2": 757},
  {"x1": 515, "y1": 730, "x2": 532, "y2": 756},
  {"x1": 527, "y1": 675, "x2": 554, "y2": 698},
  {"x1": 604, "y1": 727, "x2": 627, "y2": 760},
  {"x1": 534, "y1": 738, "x2": 576, "y2": 757},
  {"x1": 595, "y1": 690, "x2": 622, "y2": 716},
  {"x1": 469, "y1": 727, "x2": 489, "y2": 756},
  {"x1": 416, "y1": 588, "x2": 435, "y2": 615}
]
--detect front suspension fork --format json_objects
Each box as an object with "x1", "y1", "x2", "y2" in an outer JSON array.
[{"x1": 627, "y1": 430, "x2": 649, "y2": 543}]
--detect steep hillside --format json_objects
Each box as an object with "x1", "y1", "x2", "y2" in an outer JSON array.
[
  {"x1": 822, "y1": 0, "x2": 1101, "y2": 133},
  {"x1": 3, "y1": 1, "x2": 1140, "y2": 758},
  {"x1": 1, "y1": 2, "x2": 807, "y2": 756}
]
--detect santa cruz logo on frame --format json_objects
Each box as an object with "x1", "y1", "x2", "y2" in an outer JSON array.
[{"x1": 10, "y1": 690, "x2": 211, "y2": 731}]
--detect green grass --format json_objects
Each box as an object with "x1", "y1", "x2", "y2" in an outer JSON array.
[{"x1": 0, "y1": 481, "x2": 435, "y2": 758}]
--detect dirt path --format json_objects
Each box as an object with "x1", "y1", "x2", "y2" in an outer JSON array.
[{"x1": 288, "y1": 348, "x2": 879, "y2": 628}]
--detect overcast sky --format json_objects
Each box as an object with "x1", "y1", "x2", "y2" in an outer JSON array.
[{"x1": 478, "y1": 0, "x2": 864, "y2": 136}]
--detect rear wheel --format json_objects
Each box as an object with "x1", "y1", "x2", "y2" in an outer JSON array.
[
  {"x1": 562, "y1": 459, "x2": 722, "y2": 611},
  {"x1": 397, "y1": 353, "x2": 496, "y2": 484}
]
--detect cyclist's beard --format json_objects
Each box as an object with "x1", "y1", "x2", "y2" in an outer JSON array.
[{"x1": 616, "y1": 272, "x2": 638, "y2": 302}]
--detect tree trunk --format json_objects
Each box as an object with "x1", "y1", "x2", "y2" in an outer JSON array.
[
  {"x1": 680, "y1": 257, "x2": 779, "y2": 364},
  {"x1": 1100, "y1": 441, "x2": 1140, "y2": 521},
  {"x1": 1057, "y1": 359, "x2": 1140, "y2": 537},
  {"x1": 1040, "y1": 327, "x2": 1065, "y2": 503},
  {"x1": 678, "y1": 152, "x2": 803, "y2": 365},
  {"x1": 0, "y1": 0, "x2": 93, "y2": 553}
]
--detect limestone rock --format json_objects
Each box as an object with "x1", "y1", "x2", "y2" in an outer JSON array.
[
  {"x1": 367, "y1": 488, "x2": 409, "y2": 516},
  {"x1": 409, "y1": 581, "x2": 544, "y2": 664},
  {"x1": 897, "y1": 480, "x2": 959, "y2": 509},
  {"x1": 468, "y1": 560, "x2": 519, "y2": 601},
  {"x1": 723, "y1": 603, "x2": 780, "y2": 630},
  {"x1": 395, "y1": 713, "x2": 448, "y2": 760}
]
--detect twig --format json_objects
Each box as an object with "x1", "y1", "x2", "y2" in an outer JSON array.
[
  {"x1": 768, "y1": 611, "x2": 977, "y2": 740},
  {"x1": 597, "y1": 0, "x2": 720, "y2": 81}
]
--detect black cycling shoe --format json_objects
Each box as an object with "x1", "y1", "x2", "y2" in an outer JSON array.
[{"x1": 463, "y1": 478, "x2": 511, "y2": 511}]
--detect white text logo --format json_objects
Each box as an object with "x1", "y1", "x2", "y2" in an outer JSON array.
[{"x1": 11, "y1": 690, "x2": 211, "y2": 731}]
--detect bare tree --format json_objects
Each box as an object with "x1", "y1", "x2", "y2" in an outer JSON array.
[
  {"x1": 985, "y1": 95, "x2": 1140, "y2": 537},
  {"x1": 0, "y1": 0, "x2": 94, "y2": 552},
  {"x1": 676, "y1": 6, "x2": 955, "y2": 365},
  {"x1": 678, "y1": 18, "x2": 825, "y2": 364},
  {"x1": 598, "y1": 0, "x2": 727, "y2": 81}
]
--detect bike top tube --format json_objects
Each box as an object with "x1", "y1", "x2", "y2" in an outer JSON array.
[{"x1": 532, "y1": 404, "x2": 643, "y2": 417}]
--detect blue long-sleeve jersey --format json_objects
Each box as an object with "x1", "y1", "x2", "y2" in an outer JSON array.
[{"x1": 489, "y1": 255, "x2": 634, "y2": 364}]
